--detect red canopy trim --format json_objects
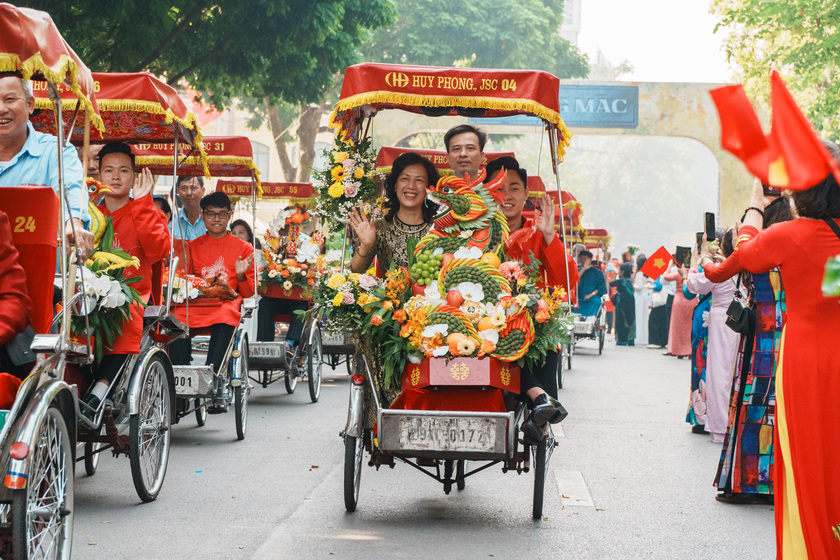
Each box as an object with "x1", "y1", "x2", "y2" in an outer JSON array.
[
  {"x1": 523, "y1": 180, "x2": 584, "y2": 226},
  {"x1": 0, "y1": 4, "x2": 103, "y2": 131},
  {"x1": 330, "y1": 63, "x2": 571, "y2": 160},
  {"x1": 375, "y1": 146, "x2": 515, "y2": 176},
  {"x1": 30, "y1": 72, "x2": 207, "y2": 170},
  {"x1": 584, "y1": 228, "x2": 610, "y2": 249},
  {"x1": 217, "y1": 180, "x2": 315, "y2": 202},
  {"x1": 135, "y1": 136, "x2": 261, "y2": 193}
]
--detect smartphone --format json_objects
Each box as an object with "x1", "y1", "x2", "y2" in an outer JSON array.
[
  {"x1": 704, "y1": 212, "x2": 716, "y2": 242},
  {"x1": 675, "y1": 246, "x2": 690, "y2": 268},
  {"x1": 696, "y1": 232, "x2": 704, "y2": 254},
  {"x1": 762, "y1": 183, "x2": 782, "y2": 197}
]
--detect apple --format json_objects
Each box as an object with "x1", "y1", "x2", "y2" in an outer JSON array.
[
  {"x1": 446, "y1": 289, "x2": 465, "y2": 307},
  {"x1": 441, "y1": 253, "x2": 455, "y2": 268}
]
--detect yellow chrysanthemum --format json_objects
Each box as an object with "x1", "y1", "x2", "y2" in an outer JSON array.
[
  {"x1": 334, "y1": 151, "x2": 349, "y2": 164},
  {"x1": 353, "y1": 167, "x2": 364, "y2": 179},
  {"x1": 326, "y1": 273, "x2": 346, "y2": 289},
  {"x1": 328, "y1": 182, "x2": 344, "y2": 198},
  {"x1": 332, "y1": 293, "x2": 344, "y2": 307}
]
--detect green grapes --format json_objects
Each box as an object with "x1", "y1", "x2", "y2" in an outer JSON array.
[{"x1": 409, "y1": 250, "x2": 444, "y2": 286}]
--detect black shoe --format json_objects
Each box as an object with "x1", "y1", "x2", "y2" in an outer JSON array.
[
  {"x1": 532, "y1": 393, "x2": 568, "y2": 425},
  {"x1": 82, "y1": 394, "x2": 101, "y2": 421},
  {"x1": 691, "y1": 424, "x2": 706, "y2": 434},
  {"x1": 520, "y1": 415, "x2": 543, "y2": 446}
]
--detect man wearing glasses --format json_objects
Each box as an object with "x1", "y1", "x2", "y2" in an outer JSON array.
[
  {"x1": 170, "y1": 191, "x2": 255, "y2": 376},
  {"x1": 172, "y1": 176, "x2": 207, "y2": 240}
]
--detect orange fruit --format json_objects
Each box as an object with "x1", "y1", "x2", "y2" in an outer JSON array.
[
  {"x1": 480, "y1": 252, "x2": 501, "y2": 268},
  {"x1": 477, "y1": 317, "x2": 495, "y2": 331}
]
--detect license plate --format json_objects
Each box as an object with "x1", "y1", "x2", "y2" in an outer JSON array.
[
  {"x1": 398, "y1": 416, "x2": 497, "y2": 452},
  {"x1": 173, "y1": 371, "x2": 201, "y2": 393},
  {"x1": 250, "y1": 343, "x2": 283, "y2": 359}
]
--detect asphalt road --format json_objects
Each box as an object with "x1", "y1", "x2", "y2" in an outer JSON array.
[{"x1": 71, "y1": 335, "x2": 775, "y2": 560}]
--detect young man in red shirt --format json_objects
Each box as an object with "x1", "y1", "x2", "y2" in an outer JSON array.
[
  {"x1": 485, "y1": 156, "x2": 578, "y2": 444},
  {"x1": 170, "y1": 191, "x2": 255, "y2": 375},
  {"x1": 83, "y1": 143, "x2": 171, "y2": 416}
]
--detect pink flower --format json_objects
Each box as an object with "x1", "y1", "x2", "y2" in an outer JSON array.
[
  {"x1": 344, "y1": 182, "x2": 360, "y2": 198},
  {"x1": 499, "y1": 261, "x2": 523, "y2": 280},
  {"x1": 358, "y1": 274, "x2": 378, "y2": 289},
  {"x1": 342, "y1": 159, "x2": 356, "y2": 169},
  {"x1": 342, "y1": 291, "x2": 355, "y2": 304}
]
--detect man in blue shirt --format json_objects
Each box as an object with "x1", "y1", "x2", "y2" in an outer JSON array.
[
  {"x1": 0, "y1": 74, "x2": 92, "y2": 255},
  {"x1": 575, "y1": 250, "x2": 607, "y2": 317},
  {"x1": 171, "y1": 175, "x2": 207, "y2": 240}
]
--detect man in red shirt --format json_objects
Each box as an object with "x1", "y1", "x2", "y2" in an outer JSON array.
[
  {"x1": 485, "y1": 156, "x2": 578, "y2": 444},
  {"x1": 83, "y1": 143, "x2": 171, "y2": 416},
  {"x1": 170, "y1": 191, "x2": 255, "y2": 375}
]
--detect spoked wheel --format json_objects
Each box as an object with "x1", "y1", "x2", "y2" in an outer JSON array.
[
  {"x1": 83, "y1": 430, "x2": 102, "y2": 477},
  {"x1": 307, "y1": 327, "x2": 322, "y2": 403},
  {"x1": 284, "y1": 356, "x2": 298, "y2": 394},
  {"x1": 556, "y1": 352, "x2": 564, "y2": 391},
  {"x1": 343, "y1": 430, "x2": 365, "y2": 512},
  {"x1": 532, "y1": 436, "x2": 548, "y2": 519},
  {"x1": 12, "y1": 407, "x2": 74, "y2": 560},
  {"x1": 234, "y1": 339, "x2": 249, "y2": 441},
  {"x1": 456, "y1": 460, "x2": 466, "y2": 491},
  {"x1": 129, "y1": 355, "x2": 171, "y2": 503},
  {"x1": 195, "y1": 398, "x2": 207, "y2": 427}
]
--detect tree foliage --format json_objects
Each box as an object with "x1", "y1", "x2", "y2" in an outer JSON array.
[
  {"x1": 711, "y1": 0, "x2": 840, "y2": 140},
  {"x1": 361, "y1": 0, "x2": 588, "y2": 78}
]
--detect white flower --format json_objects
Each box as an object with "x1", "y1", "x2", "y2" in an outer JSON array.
[
  {"x1": 478, "y1": 329, "x2": 499, "y2": 344},
  {"x1": 422, "y1": 324, "x2": 449, "y2": 338},
  {"x1": 432, "y1": 346, "x2": 449, "y2": 357},
  {"x1": 456, "y1": 281, "x2": 485, "y2": 302},
  {"x1": 188, "y1": 287, "x2": 199, "y2": 300},
  {"x1": 408, "y1": 354, "x2": 422, "y2": 365},
  {"x1": 432, "y1": 247, "x2": 444, "y2": 256},
  {"x1": 325, "y1": 249, "x2": 344, "y2": 264},
  {"x1": 425, "y1": 280, "x2": 445, "y2": 304},
  {"x1": 268, "y1": 270, "x2": 278, "y2": 278},
  {"x1": 283, "y1": 281, "x2": 293, "y2": 290},
  {"x1": 101, "y1": 279, "x2": 125, "y2": 309},
  {"x1": 296, "y1": 239, "x2": 321, "y2": 263},
  {"x1": 454, "y1": 245, "x2": 482, "y2": 259}
]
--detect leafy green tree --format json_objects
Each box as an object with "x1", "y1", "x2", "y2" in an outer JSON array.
[
  {"x1": 361, "y1": 0, "x2": 588, "y2": 78},
  {"x1": 24, "y1": 0, "x2": 394, "y2": 180},
  {"x1": 711, "y1": 0, "x2": 840, "y2": 140}
]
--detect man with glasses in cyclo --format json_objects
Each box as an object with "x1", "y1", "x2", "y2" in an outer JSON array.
[
  {"x1": 0, "y1": 73, "x2": 94, "y2": 335},
  {"x1": 81, "y1": 143, "x2": 171, "y2": 418},
  {"x1": 169, "y1": 192, "x2": 255, "y2": 402}
]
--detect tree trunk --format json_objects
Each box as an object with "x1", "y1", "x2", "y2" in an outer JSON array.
[{"x1": 265, "y1": 100, "x2": 323, "y2": 182}]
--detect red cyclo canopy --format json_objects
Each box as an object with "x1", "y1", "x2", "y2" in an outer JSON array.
[
  {"x1": 585, "y1": 228, "x2": 610, "y2": 249},
  {"x1": 0, "y1": 3, "x2": 102, "y2": 130},
  {"x1": 31, "y1": 71, "x2": 203, "y2": 148},
  {"x1": 217, "y1": 180, "x2": 315, "y2": 201},
  {"x1": 375, "y1": 146, "x2": 515, "y2": 175},
  {"x1": 135, "y1": 136, "x2": 260, "y2": 191}
]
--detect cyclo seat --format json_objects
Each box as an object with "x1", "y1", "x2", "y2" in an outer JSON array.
[{"x1": 0, "y1": 187, "x2": 59, "y2": 335}]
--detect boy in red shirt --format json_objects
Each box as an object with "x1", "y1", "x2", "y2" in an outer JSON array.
[
  {"x1": 170, "y1": 191, "x2": 255, "y2": 374},
  {"x1": 83, "y1": 143, "x2": 171, "y2": 416}
]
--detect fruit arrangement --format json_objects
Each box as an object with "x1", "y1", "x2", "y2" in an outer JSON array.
[{"x1": 408, "y1": 250, "x2": 444, "y2": 287}]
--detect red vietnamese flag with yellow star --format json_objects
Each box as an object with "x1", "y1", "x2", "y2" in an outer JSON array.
[{"x1": 639, "y1": 246, "x2": 675, "y2": 281}]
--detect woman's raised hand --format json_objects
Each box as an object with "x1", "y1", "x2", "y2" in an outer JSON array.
[{"x1": 348, "y1": 206, "x2": 376, "y2": 250}]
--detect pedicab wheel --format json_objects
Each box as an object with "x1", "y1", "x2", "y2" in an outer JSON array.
[
  {"x1": 284, "y1": 369, "x2": 298, "y2": 394},
  {"x1": 83, "y1": 439, "x2": 101, "y2": 477},
  {"x1": 345, "y1": 354, "x2": 353, "y2": 376},
  {"x1": 598, "y1": 328, "x2": 605, "y2": 355},
  {"x1": 556, "y1": 352, "x2": 564, "y2": 391},
  {"x1": 532, "y1": 437, "x2": 548, "y2": 519},
  {"x1": 234, "y1": 340, "x2": 249, "y2": 441},
  {"x1": 343, "y1": 431, "x2": 365, "y2": 512},
  {"x1": 129, "y1": 355, "x2": 171, "y2": 503},
  {"x1": 456, "y1": 460, "x2": 466, "y2": 491},
  {"x1": 307, "y1": 327, "x2": 322, "y2": 403},
  {"x1": 12, "y1": 407, "x2": 74, "y2": 560},
  {"x1": 195, "y1": 398, "x2": 207, "y2": 427}
]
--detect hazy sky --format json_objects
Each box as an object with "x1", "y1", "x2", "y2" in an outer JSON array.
[{"x1": 577, "y1": 0, "x2": 733, "y2": 84}]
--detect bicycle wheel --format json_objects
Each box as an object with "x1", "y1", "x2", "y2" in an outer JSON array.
[
  {"x1": 12, "y1": 407, "x2": 74, "y2": 560},
  {"x1": 195, "y1": 398, "x2": 207, "y2": 427},
  {"x1": 344, "y1": 432, "x2": 364, "y2": 512},
  {"x1": 129, "y1": 354, "x2": 171, "y2": 503},
  {"x1": 532, "y1": 437, "x2": 547, "y2": 519},
  {"x1": 234, "y1": 338, "x2": 249, "y2": 441},
  {"x1": 307, "y1": 327, "x2": 322, "y2": 403},
  {"x1": 83, "y1": 438, "x2": 101, "y2": 477}
]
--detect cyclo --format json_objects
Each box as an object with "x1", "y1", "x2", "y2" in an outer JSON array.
[
  {"x1": 136, "y1": 137, "x2": 259, "y2": 439},
  {"x1": 29, "y1": 71, "x2": 212, "y2": 502},
  {"x1": 239, "y1": 180, "x2": 325, "y2": 403},
  {"x1": 328, "y1": 63, "x2": 576, "y2": 518},
  {"x1": 571, "y1": 227, "x2": 611, "y2": 356},
  {"x1": 0, "y1": 5, "x2": 103, "y2": 556}
]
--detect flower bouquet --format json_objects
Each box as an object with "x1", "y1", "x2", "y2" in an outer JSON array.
[
  {"x1": 259, "y1": 205, "x2": 326, "y2": 297},
  {"x1": 308, "y1": 268, "x2": 385, "y2": 337},
  {"x1": 313, "y1": 134, "x2": 382, "y2": 232}
]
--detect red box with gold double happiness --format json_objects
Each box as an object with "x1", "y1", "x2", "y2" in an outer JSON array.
[{"x1": 401, "y1": 357, "x2": 519, "y2": 393}]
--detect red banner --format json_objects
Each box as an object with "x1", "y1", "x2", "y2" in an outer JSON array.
[
  {"x1": 30, "y1": 72, "x2": 203, "y2": 150},
  {"x1": 375, "y1": 146, "x2": 515, "y2": 172},
  {"x1": 216, "y1": 180, "x2": 315, "y2": 200},
  {"x1": 402, "y1": 357, "x2": 520, "y2": 393},
  {"x1": 0, "y1": 4, "x2": 101, "y2": 130},
  {"x1": 135, "y1": 136, "x2": 259, "y2": 183},
  {"x1": 0, "y1": 187, "x2": 59, "y2": 247}
]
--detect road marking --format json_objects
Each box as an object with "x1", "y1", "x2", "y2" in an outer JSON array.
[{"x1": 555, "y1": 470, "x2": 594, "y2": 507}]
